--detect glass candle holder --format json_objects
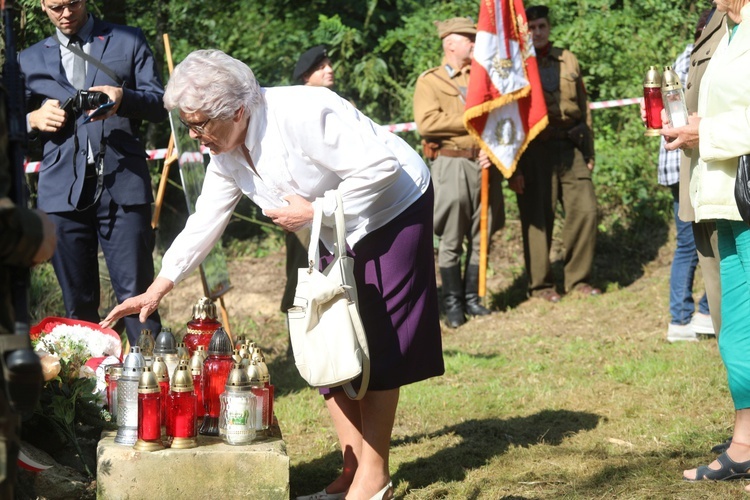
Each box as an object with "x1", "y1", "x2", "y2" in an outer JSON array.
[
  {"x1": 642, "y1": 65, "x2": 663, "y2": 137},
  {"x1": 151, "y1": 356, "x2": 170, "y2": 427},
  {"x1": 134, "y1": 367, "x2": 164, "y2": 451},
  {"x1": 105, "y1": 364, "x2": 122, "y2": 419},
  {"x1": 168, "y1": 364, "x2": 198, "y2": 449},
  {"x1": 199, "y1": 327, "x2": 234, "y2": 436},
  {"x1": 662, "y1": 65, "x2": 688, "y2": 128},
  {"x1": 189, "y1": 350, "x2": 205, "y2": 420},
  {"x1": 115, "y1": 347, "x2": 145, "y2": 446},
  {"x1": 136, "y1": 329, "x2": 155, "y2": 365},
  {"x1": 219, "y1": 364, "x2": 256, "y2": 445},
  {"x1": 184, "y1": 297, "x2": 222, "y2": 357},
  {"x1": 247, "y1": 360, "x2": 269, "y2": 437}
]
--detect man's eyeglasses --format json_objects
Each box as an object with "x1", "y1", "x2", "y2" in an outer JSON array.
[
  {"x1": 179, "y1": 116, "x2": 212, "y2": 136},
  {"x1": 46, "y1": 0, "x2": 84, "y2": 15}
]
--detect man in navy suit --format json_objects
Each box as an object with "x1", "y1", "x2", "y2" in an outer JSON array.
[{"x1": 19, "y1": 0, "x2": 166, "y2": 343}]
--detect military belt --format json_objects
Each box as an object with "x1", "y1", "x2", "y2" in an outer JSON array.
[{"x1": 437, "y1": 147, "x2": 480, "y2": 160}]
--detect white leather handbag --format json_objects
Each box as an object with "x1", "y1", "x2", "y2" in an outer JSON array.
[{"x1": 287, "y1": 191, "x2": 370, "y2": 400}]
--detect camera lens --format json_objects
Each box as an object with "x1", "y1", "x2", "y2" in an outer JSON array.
[{"x1": 85, "y1": 91, "x2": 110, "y2": 109}]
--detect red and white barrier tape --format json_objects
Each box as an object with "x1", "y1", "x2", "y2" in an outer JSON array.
[
  {"x1": 23, "y1": 97, "x2": 640, "y2": 174},
  {"x1": 589, "y1": 97, "x2": 641, "y2": 110}
]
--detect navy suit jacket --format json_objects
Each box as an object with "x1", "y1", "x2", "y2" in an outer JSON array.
[{"x1": 20, "y1": 18, "x2": 167, "y2": 213}]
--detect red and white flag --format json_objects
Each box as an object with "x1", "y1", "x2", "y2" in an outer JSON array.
[{"x1": 463, "y1": 0, "x2": 548, "y2": 178}]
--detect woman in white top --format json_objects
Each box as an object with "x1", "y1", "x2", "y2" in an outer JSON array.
[{"x1": 102, "y1": 49, "x2": 444, "y2": 500}]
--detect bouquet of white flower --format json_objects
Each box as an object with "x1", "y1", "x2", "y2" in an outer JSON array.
[{"x1": 31, "y1": 317, "x2": 122, "y2": 386}]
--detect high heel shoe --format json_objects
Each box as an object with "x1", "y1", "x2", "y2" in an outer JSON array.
[
  {"x1": 369, "y1": 480, "x2": 393, "y2": 500},
  {"x1": 296, "y1": 488, "x2": 346, "y2": 500}
]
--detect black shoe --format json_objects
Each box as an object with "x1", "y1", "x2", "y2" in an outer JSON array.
[
  {"x1": 440, "y1": 266, "x2": 466, "y2": 328},
  {"x1": 464, "y1": 264, "x2": 492, "y2": 317}
]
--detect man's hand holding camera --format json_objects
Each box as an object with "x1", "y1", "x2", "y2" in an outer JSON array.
[{"x1": 86, "y1": 84, "x2": 122, "y2": 121}]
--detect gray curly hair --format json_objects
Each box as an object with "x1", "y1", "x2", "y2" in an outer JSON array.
[{"x1": 163, "y1": 49, "x2": 263, "y2": 120}]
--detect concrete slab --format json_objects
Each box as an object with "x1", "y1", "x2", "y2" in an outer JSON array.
[{"x1": 96, "y1": 426, "x2": 289, "y2": 499}]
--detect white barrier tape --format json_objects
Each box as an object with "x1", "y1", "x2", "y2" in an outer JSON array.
[
  {"x1": 589, "y1": 97, "x2": 641, "y2": 110},
  {"x1": 23, "y1": 97, "x2": 641, "y2": 174}
]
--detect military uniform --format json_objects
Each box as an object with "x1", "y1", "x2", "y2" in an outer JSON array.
[
  {"x1": 515, "y1": 45, "x2": 597, "y2": 296},
  {"x1": 414, "y1": 52, "x2": 504, "y2": 327}
]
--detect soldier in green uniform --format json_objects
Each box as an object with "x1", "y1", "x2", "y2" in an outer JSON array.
[
  {"x1": 511, "y1": 5, "x2": 600, "y2": 303},
  {"x1": 414, "y1": 17, "x2": 504, "y2": 328}
]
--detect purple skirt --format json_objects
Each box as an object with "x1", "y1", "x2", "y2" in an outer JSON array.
[{"x1": 320, "y1": 184, "x2": 444, "y2": 393}]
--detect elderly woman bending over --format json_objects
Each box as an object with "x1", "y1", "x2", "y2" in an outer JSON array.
[
  {"x1": 662, "y1": 0, "x2": 750, "y2": 488},
  {"x1": 102, "y1": 49, "x2": 444, "y2": 500}
]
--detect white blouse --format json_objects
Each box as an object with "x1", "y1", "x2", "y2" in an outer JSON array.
[{"x1": 159, "y1": 86, "x2": 430, "y2": 285}]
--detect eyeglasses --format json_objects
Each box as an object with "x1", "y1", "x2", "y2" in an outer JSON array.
[
  {"x1": 46, "y1": 0, "x2": 84, "y2": 15},
  {"x1": 179, "y1": 116, "x2": 212, "y2": 136}
]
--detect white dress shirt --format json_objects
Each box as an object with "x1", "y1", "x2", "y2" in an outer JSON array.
[{"x1": 159, "y1": 86, "x2": 431, "y2": 284}]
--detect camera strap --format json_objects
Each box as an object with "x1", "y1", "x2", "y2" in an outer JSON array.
[
  {"x1": 53, "y1": 34, "x2": 126, "y2": 87},
  {"x1": 67, "y1": 121, "x2": 106, "y2": 212}
]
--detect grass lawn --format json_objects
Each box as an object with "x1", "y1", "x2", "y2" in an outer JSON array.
[{"x1": 265, "y1": 224, "x2": 743, "y2": 499}]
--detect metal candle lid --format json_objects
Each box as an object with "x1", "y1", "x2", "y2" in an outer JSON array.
[
  {"x1": 122, "y1": 346, "x2": 145, "y2": 377},
  {"x1": 195, "y1": 345, "x2": 208, "y2": 362},
  {"x1": 189, "y1": 351, "x2": 204, "y2": 376},
  {"x1": 661, "y1": 66, "x2": 683, "y2": 92},
  {"x1": 643, "y1": 65, "x2": 661, "y2": 88},
  {"x1": 208, "y1": 327, "x2": 233, "y2": 355},
  {"x1": 171, "y1": 364, "x2": 194, "y2": 392},
  {"x1": 154, "y1": 327, "x2": 176, "y2": 355},
  {"x1": 225, "y1": 363, "x2": 252, "y2": 392},
  {"x1": 137, "y1": 329, "x2": 155, "y2": 355},
  {"x1": 151, "y1": 357, "x2": 169, "y2": 382},
  {"x1": 106, "y1": 364, "x2": 123, "y2": 378},
  {"x1": 176, "y1": 342, "x2": 189, "y2": 360},
  {"x1": 138, "y1": 366, "x2": 160, "y2": 393},
  {"x1": 192, "y1": 296, "x2": 218, "y2": 320},
  {"x1": 247, "y1": 360, "x2": 263, "y2": 386}
]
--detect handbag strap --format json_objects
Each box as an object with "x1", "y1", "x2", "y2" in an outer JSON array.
[
  {"x1": 333, "y1": 190, "x2": 347, "y2": 259},
  {"x1": 333, "y1": 191, "x2": 371, "y2": 400},
  {"x1": 306, "y1": 201, "x2": 323, "y2": 269}
]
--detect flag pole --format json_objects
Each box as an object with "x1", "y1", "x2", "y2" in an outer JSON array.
[{"x1": 479, "y1": 167, "x2": 489, "y2": 297}]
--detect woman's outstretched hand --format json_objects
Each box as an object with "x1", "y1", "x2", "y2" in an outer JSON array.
[{"x1": 100, "y1": 277, "x2": 174, "y2": 327}]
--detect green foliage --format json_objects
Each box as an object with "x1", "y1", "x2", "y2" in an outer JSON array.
[
  {"x1": 34, "y1": 376, "x2": 108, "y2": 477},
  {"x1": 6, "y1": 0, "x2": 702, "y2": 240}
]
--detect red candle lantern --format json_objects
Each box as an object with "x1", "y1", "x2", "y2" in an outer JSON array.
[
  {"x1": 189, "y1": 350, "x2": 205, "y2": 421},
  {"x1": 252, "y1": 347, "x2": 274, "y2": 431},
  {"x1": 134, "y1": 366, "x2": 164, "y2": 451},
  {"x1": 168, "y1": 364, "x2": 198, "y2": 449},
  {"x1": 184, "y1": 297, "x2": 222, "y2": 357},
  {"x1": 151, "y1": 356, "x2": 170, "y2": 427},
  {"x1": 643, "y1": 66, "x2": 663, "y2": 137},
  {"x1": 199, "y1": 327, "x2": 234, "y2": 436}
]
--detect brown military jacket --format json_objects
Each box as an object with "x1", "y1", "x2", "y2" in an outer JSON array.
[
  {"x1": 678, "y1": 11, "x2": 726, "y2": 222},
  {"x1": 413, "y1": 59, "x2": 476, "y2": 150},
  {"x1": 536, "y1": 46, "x2": 594, "y2": 160}
]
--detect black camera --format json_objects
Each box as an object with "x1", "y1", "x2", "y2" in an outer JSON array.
[{"x1": 62, "y1": 90, "x2": 110, "y2": 114}]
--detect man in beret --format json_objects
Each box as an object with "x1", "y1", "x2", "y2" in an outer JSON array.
[
  {"x1": 511, "y1": 5, "x2": 599, "y2": 303},
  {"x1": 293, "y1": 45, "x2": 335, "y2": 88},
  {"x1": 414, "y1": 17, "x2": 504, "y2": 328},
  {"x1": 280, "y1": 45, "x2": 338, "y2": 312}
]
